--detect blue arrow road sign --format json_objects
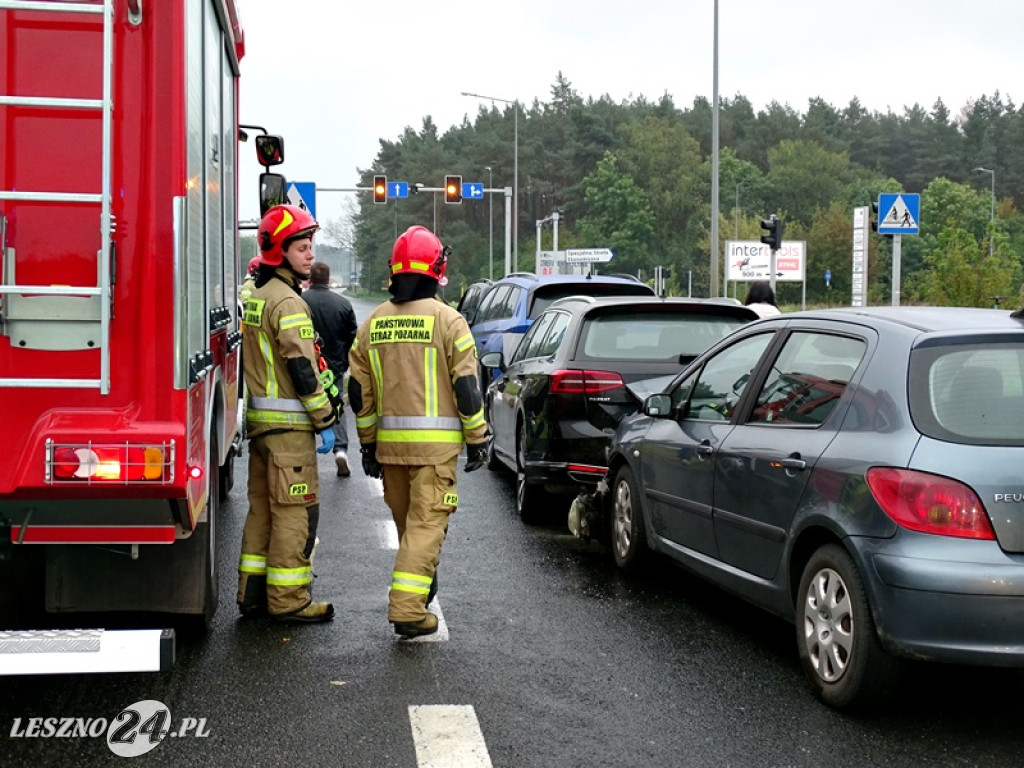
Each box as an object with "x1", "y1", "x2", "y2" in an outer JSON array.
[
  {"x1": 877, "y1": 193, "x2": 920, "y2": 235},
  {"x1": 462, "y1": 182, "x2": 484, "y2": 200},
  {"x1": 389, "y1": 181, "x2": 409, "y2": 198},
  {"x1": 287, "y1": 182, "x2": 316, "y2": 220}
]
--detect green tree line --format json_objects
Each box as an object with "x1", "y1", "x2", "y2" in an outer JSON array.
[{"x1": 347, "y1": 74, "x2": 1023, "y2": 308}]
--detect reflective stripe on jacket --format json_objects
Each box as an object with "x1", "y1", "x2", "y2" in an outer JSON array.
[
  {"x1": 349, "y1": 296, "x2": 487, "y2": 465},
  {"x1": 242, "y1": 269, "x2": 336, "y2": 437}
]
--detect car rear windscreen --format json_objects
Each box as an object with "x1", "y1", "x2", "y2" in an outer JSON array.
[
  {"x1": 579, "y1": 311, "x2": 748, "y2": 361},
  {"x1": 911, "y1": 342, "x2": 1024, "y2": 445},
  {"x1": 528, "y1": 284, "x2": 653, "y2": 319}
]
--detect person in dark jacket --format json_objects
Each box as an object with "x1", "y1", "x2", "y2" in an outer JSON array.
[{"x1": 303, "y1": 261, "x2": 358, "y2": 476}]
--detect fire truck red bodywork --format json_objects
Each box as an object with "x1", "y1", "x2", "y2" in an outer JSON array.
[{"x1": 0, "y1": 0, "x2": 247, "y2": 624}]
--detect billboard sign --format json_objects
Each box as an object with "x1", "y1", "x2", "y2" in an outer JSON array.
[{"x1": 725, "y1": 241, "x2": 805, "y2": 282}]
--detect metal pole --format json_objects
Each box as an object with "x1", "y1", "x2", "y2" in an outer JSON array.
[
  {"x1": 504, "y1": 186, "x2": 512, "y2": 276},
  {"x1": 513, "y1": 103, "x2": 519, "y2": 271},
  {"x1": 892, "y1": 234, "x2": 902, "y2": 307},
  {"x1": 553, "y1": 211, "x2": 559, "y2": 255},
  {"x1": 535, "y1": 219, "x2": 542, "y2": 266},
  {"x1": 989, "y1": 171, "x2": 995, "y2": 258},
  {"x1": 709, "y1": 0, "x2": 720, "y2": 297},
  {"x1": 486, "y1": 166, "x2": 494, "y2": 280}
]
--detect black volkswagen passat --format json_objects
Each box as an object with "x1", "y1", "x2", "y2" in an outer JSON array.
[{"x1": 479, "y1": 295, "x2": 757, "y2": 523}]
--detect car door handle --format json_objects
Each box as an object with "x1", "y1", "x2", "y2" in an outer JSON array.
[
  {"x1": 779, "y1": 457, "x2": 806, "y2": 470},
  {"x1": 697, "y1": 442, "x2": 714, "y2": 457}
]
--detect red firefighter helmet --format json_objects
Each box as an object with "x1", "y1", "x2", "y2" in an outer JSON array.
[
  {"x1": 390, "y1": 225, "x2": 448, "y2": 281},
  {"x1": 257, "y1": 204, "x2": 319, "y2": 267},
  {"x1": 247, "y1": 256, "x2": 261, "y2": 276}
]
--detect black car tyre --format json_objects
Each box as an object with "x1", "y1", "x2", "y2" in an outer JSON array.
[
  {"x1": 796, "y1": 543, "x2": 903, "y2": 709},
  {"x1": 516, "y1": 424, "x2": 547, "y2": 524},
  {"x1": 486, "y1": 430, "x2": 502, "y2": 471},
  {"x1": 610, "y1": 465, "x2": 648, "y2": 572}
]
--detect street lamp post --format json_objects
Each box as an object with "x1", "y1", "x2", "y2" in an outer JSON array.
[
  {"x1": 734, "y1": 181, "x2": 747, "y2": 240},
  {"x1": 486, "y1": 165, "x2": 494, "y2": 280},
  {"x1": 710, "y1": 0, "x2": 720, "y2": 297},
  {"x1": 462, "y1": 91, "x2": 519, "y2": 271},
  {"x1": 973, "y1": 166, "x2": 995, "y2": 257}
]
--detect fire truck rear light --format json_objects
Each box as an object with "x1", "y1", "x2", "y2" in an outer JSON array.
[
  {"x1": 46, "y1": 440, "x2": 175, "y2": 485},
  {"x1": 188, "y1": 465, "x2": 203, "y2": 480}
]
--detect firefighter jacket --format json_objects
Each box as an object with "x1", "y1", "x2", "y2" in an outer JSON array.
[
  {"x1": 243, "y1": 268, "x2": 337, "y2": 438},
  {"x1": 349, "y1": 296, "x2": 487, "y2": 465}
]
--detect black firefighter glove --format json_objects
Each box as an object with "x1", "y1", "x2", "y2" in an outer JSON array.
[
  {"x1": 464, "y1": 441, "x2": 489, "y2": 473},
  {"x1": 360, "y1": 443, "x2": 383, "y2": 479}
]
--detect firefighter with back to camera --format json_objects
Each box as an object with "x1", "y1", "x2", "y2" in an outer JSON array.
[
  {"x1": 237, "y1": 204, "x2": 338, "y2": 623},
  {"x1": 349, "y1": 225, "x2": 489, "y2": 638}
]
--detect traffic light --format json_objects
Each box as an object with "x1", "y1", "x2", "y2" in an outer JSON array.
[
  {"x1": 870, "y1": 201, "x2": 879, "y2": 232},
  {"x1": 760, "y1": 214, "x2": 782, "y2": 252},
  {"x1": 373, "y1": 175, "x2": 387, "y2": 205},
  {"x1": 444, "y1": 175, "x2": 462, "y2": 204}
]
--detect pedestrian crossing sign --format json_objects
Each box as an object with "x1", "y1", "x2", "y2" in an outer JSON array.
[{"x1": 877, "y1": 193, "x2": 920, "y2": 235}]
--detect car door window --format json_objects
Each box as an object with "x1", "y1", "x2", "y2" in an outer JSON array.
[
  {"x1": 749, "y1": 332, "x2": 866, "y2": 426},
  {"x1": 681, "y1": 333, "x2": 775, "y2": 421},
  {"x1": 535, "y1": 312, "x2": 570, "y2": 357},
  {"x1": 499, "y1": 286, "x2": 522, "y2": 321},
  {"x1": 512, "y1": 313, "x2": 555, "y2": 363},
  {"x1": 477, "y1": 286, "x2": 509, "y2": 323}
]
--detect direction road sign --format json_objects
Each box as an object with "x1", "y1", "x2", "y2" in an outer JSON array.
[
  {"x1": 287, "y1": 182, "x2": 316, "y2": 220},
  {"x1": 462, "y1": 182, "x2": 484, "y2": 200},
  {"x1": 565, "y1": 248, "x2": 613, "y2": 263},
  {"x1": 389, "y1": 181, "x2": 409, "y2": 198},
  {"x1": 877, "y1": 193, "x2": 920, "y2": 235}
]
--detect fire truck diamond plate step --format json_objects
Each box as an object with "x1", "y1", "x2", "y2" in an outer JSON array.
[{"x1": 0, "y1": 628, "x2": 174, "y2": 675}]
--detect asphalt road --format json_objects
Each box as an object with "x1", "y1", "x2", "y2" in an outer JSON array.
[{"x1": 1, "y1": 294, "x2": 1022, "y2": 766}]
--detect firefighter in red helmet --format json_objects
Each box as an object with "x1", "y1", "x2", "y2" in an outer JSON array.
[
  {"x1": 348, "y1": 225, "x2": 489, "y2": 638},
  {"x1": 237, "y1": 204, "x2": 338, "y2": 623}
]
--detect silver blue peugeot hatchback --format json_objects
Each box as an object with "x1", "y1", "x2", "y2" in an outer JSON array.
[{"x1": 606, "y1": 306, "x2": 1024, "y2": 708}]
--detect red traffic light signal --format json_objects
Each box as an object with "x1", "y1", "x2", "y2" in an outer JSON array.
[
  {"x1": 444, "y1": 175, "x2": 462, "y2": 204},
  {"x1": 373, "y1": 175, "x2": 387, "y2": 204}
]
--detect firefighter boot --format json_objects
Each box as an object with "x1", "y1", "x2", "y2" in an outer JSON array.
[
  {"x1": 238, "y1": 575, "x2": 268, "y2": 618},
  {"x1": 274, "y1": 601, "x2": 335, "y2": 624},
  {"x1": 393, "y1": 611, "x2": 438, "y2": 639}
]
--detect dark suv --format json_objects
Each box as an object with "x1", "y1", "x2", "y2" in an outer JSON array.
[{"x1": 480, "y1": 295, "x2": 757, "y2": 521}]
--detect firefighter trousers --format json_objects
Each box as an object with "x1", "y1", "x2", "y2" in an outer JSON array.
[
  {"x1": 382, "y1": 457, "x2": 458, "y2": 623},
  {"x1": 237, "y1": 430, "x2": 320, "y2": 616}
]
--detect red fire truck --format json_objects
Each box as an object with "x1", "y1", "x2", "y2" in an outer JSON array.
[{"x1": 0, "y1": 0, "x2": 283, "y2": 673}]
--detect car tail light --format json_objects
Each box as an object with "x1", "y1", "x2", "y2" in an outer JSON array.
[
  {"x1": 550, "y1": 369, "x2": 625, "y2": 395},
  {"x1": 866, "y1": 467, "x2": 995, "y2": 540},
  {"x1": 47, "y1": 441, "x2": 174, "y2": 484}
]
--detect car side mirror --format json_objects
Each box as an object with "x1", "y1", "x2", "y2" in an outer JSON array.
[
  {"x1": 644, "y1": 393, "x2": 672, "y2": 418},
  {"x1": 479, "y1": 351, "x2": 505, "y2": 371},
  {"x1": 255, "y1": 134, "x2": 285, "y2": 167},
  {"x1": 259, "y1": 173, "x2": 288, "y2": 216}
]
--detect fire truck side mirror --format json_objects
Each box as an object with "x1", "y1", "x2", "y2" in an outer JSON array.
[
  {"x1": 259, "y1": 173, "x2": 288, "y2": 217},
  {"x1": 254, "y1": 134, "x2": 284, "y2": 168}
]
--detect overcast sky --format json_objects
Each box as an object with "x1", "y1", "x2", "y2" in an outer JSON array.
[{"x1": 236, "y1": 0, "x2": 1022, "y2": 229}]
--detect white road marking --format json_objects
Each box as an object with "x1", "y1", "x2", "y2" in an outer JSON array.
[
  {"x1": 376, "y1": 519, "x2": 399, "y2": 550},
  {"x1": 408, "y1": 705, "x2": 492, "y2": 768}
]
